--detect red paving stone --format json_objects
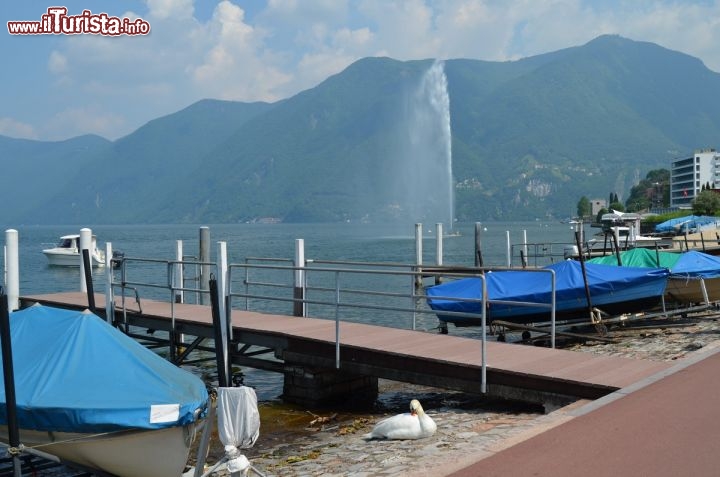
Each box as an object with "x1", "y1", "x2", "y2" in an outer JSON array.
[{"x1": 447, "y1": 346, "x2": 720, "y2": 477}]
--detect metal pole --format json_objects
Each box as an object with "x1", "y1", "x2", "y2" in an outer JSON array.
[
  {"x1": 209, "y1": 277, "x2": 228, "y2": 388},
  {"x1": 4, "y1": 229, "x2": 19, "y2": 312},
  {"x1": 335, "y1": 271, "x2": 341, "y2": 369},
  {"x1": 0, "y1": 291, "x2": 22, "y2": 477},
  {"x1": 415, "y1": 223, "x2": 423, "y2": 290},
  {"x1": 435, "y1": 223, "x2": 443, "y2": 285},
  {"x1": 199, "y1": 226, "x2": 211, "y2": 305},
  {"x1": 480, "y1": 276, "x2": 487, "y2": 394}
]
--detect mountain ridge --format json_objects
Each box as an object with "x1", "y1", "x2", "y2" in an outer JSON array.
[{"x1": 2, "y1": 35, "x2": 719, "y2": 225}]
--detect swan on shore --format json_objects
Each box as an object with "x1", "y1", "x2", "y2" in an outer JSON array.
[{"x1": 363, "y1": 399, "x2": 437, "y2": 440}]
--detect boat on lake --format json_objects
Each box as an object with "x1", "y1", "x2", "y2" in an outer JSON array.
[
  {"x1": 588, "y1": 248, "x2": 720, "y2": 305},
  {"x1": 0, "y1": 305, "x2": 209, "y2": 477},
  {"x1": 426, "y1": 260, "x2": 669, "y2": 327},
  {"x1": 42, "y1": 234, "x2": 106, "y2": 267}
]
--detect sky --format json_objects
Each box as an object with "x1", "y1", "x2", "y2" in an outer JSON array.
[{"x1": 2, "y1": 0, "x2": 720, "y2": 142}]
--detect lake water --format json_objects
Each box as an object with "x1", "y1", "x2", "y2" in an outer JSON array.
[{"x1": 2, "y1": 220, "x2": 585, "y2": 400}]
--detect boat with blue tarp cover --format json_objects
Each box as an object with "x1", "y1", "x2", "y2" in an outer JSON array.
[
  {"x1": 426, "y1": 261, "x2": 670, "y2": 327},
  {"x1": 588, "y1": 248, "x2": 720, "y2": 304},
  {"x1": 0, "y1": 305, "x2": 209, "y2": 477}
]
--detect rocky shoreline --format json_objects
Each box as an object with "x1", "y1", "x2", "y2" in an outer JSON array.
[{"x1": 199, "y1": 311, "x2": 720, "y2": 477}]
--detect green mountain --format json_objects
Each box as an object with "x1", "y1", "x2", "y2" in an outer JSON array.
[{"x1": 3, "y1": 35, "x2": 720, "y2": 225}]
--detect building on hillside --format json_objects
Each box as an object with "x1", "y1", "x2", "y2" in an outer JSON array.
[
  {"x1": 591, "y1": 199, "x2": 606, "y2": 216},
  {"x1": 670, "y1": 148, "x2": 720, "y2": 208}
]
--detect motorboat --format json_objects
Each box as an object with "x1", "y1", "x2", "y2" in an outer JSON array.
[
  {"x1": 42, "y1": 234, "x2": 106, "y2": 267},
  {"x1": 426, "y1": 260, "x2": 669, "y2": 327},
  {"x1": 586, "y1": 211, "x2": 668, "y2": 253},
  {"x1": 0, "y1": 305, "x2": 209, "y2": 477}
]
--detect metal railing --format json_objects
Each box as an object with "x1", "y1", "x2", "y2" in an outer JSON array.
[{"x1": 107, "y1": 252, "x2": 560, "y2": 395}]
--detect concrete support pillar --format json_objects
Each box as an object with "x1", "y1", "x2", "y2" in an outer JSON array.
[{"x1": 282, "y1": 364, "x2": 378, "y2": 408}]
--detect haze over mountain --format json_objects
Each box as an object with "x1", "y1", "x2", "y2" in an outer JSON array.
[{"x1": 2, "y1": 35, "x2": 719, "y2": 226}]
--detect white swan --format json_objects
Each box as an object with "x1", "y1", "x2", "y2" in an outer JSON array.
[{"x1": 363, "y1": 399, "x2": 437, "y2": 440}]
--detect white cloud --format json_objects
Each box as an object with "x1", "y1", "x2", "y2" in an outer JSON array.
[
  {"x1": 6, "y1": 0, "x2": 720, "y2": 142},
  {"x1": 0, "y1": 118, "x2": 38, "y2": 140},
  {"x1": 48, "y1": 51, "x2": 68, "y2": 74}
]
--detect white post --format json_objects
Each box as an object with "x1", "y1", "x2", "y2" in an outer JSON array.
[
  {"x1": 293, "y1": 239, "x2": 306, "y2": 317},
  {"x1": 5, "y1": 229, "x2": 19, "y2": 312},
  {"x1": 415, "y1": 223, "x2": 423, "y2": 266},
  {"x1": 435, "y1": 223, "x2": 443, "y2": 266},
  {"x1": 506, "y1": 230, "x2": 511, "y2": 267},
  {"x1": 523, "y1": 229, "x2": 528, "y2": 265},
  {"x1": 104, "y1": 242, "x2": 114, "y2": 323},
  {"x1": 79, "y1": 228, "x2": 92, "y2": 292},
  {"x1": 414, "y1": 223, "x2": 423, "y2": 289},
  {"x1": 216, "y1": 241, "x2": 230, "y2": 383},
  {"x1": 175, "y1": 240, "x2": 184, "y2": 304}
]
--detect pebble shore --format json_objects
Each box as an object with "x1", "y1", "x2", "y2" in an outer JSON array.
[{"x1": 202, "y1": 311, "x2": 720, "y2": 477}]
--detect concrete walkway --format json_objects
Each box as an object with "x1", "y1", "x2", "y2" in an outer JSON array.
[{"x1": 448, "y1": 344, "x2": 720, "y2": 477}]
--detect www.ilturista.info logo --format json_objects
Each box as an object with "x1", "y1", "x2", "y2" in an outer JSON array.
[{"x1": 7, "y1": 7, "x2": 150, "y2": 36}]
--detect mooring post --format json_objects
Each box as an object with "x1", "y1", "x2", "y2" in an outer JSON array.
[
  {"x1": 79, "y1": 228, "x2": 92, "y2": 293},
  {"x1": 293, "y1": 239, "x2": 306, "y2": 317},
  {"x1": 415, "y1": 223, "x2": 423, "y2": 290},
  {"x1": 175, "y1": 240, "x2": 184, "y2": 304},
  {"x1": 105, "y1": 242, "x2": 114, "y2": 324},
  {"x1": 4, "y1": 229, "x2": 19, "y2": 312},
  {"x1": 199, "y1": 226, "x2": 210, "y2": 305},
  {"x1": 474, "y1": 222, "x2": 483, "y2": 267},
  {"x1": 435, "y1": 223, "x2": 443, "y2": 285},
  {"x1": 506, "y1": 230, "x2": 511, "y2": 267}
]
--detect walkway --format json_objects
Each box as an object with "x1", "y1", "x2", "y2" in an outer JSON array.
[{"x1": 448, "y1": 343, "x2": 720, "y2": 476}]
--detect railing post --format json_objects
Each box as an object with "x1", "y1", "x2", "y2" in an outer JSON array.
[
  {"x1": 294, "y1": 239, "x2": 306, "y2": 317},
  {"x1": 4, "y1": 229, "x2": 19, "y2": 312}
]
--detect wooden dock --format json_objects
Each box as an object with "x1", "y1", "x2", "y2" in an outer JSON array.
[{"x1": 20, "y1": 292, "x2": 672, "y2": 408}]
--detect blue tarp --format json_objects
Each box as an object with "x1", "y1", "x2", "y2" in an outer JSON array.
[
  {"x1": 589, "y1": 248, "x2": 720, "y2": 279},
  {"x1": 654, "y1": 215, "x2": 720, "y2": 234},
  {"x1": 0, "y1": 305, "x2": 208, "y2": 433},
  {"x1": 671, "y1": 251, "x2": 720, "y2": 278},
  {"x1": 426, "y1": 261, "x2": 669, "y2": 325}
]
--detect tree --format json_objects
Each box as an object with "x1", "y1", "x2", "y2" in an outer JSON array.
[
  {"x1": 624, "y1": 169, "x2": 670, "y2": 211},
  {"x1": 692, "y1": 190, "x2": 720, "y2": 216},
  {"x1": 576, "y1": 196, "x2": 591, "y2": 218},
  {"x1": 608, "y1": 201, "x2": 625, "y2": 212}
]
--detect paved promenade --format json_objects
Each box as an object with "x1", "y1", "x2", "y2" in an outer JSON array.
[{"x1": 449, "y1": 343, "x2": 720, "y2": 477}]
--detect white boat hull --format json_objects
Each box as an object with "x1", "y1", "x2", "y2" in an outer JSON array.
[
  {"x1": 43, "y1": 250, "x2": 105, "y2": 267},
  {"x1": 1, "y1": 421, "x2": 203, "y2": 477}
]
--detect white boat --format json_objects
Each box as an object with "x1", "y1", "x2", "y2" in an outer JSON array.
[
  {"x1": 0, "y1": 305, "x2": 209, "y2": 477},
  {"x1": 42, "y1": 234, "x2": 106, "y2": 267},
  {"x1": 586, "y1": 210, "x2": 670, "y2": 252}
]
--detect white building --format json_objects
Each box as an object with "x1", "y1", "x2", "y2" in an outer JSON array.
[{"x1": 670, "y1": 148, "x2": 720, "y2": 208}]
